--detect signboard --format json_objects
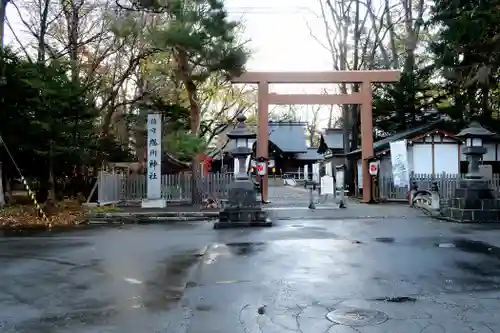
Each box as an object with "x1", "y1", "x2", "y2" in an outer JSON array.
[
  {"x1": 369, "y1": 161, "x2": 379, "y2": 176},
  {"x1": 256, "y1": 162, "x2": 266, "y2": 175},
  {"x1": 336, "y1": 167, "x2": 345, "y2": 188},
  {"x1": 480, "y1": 164, "x2": 493, "y2": 179},
  {"x1": 390, "y1": 140, "x2": 410, "y2": 187},
  {"x1": 312, "y1": 163, "x2": 320, "y2": 182},
  {"x1": 251, "y1": 159, "x2": 275, "y2": 168},
  {"x1": 146, "y1": 113, "x2": 162, "y2": 199},
  {"x1": 325, "y1": 162, "x2": 333, "y2": 176},
  {"x1": 321, "y1": 175, "x2": 334, "y2": 195}
]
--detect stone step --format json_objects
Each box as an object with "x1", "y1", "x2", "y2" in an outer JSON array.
[
  {"x1": 441, "y1": 207, "x2": 500, "y2": 223},
  {"x1": 446, "y1": 198, "x2": 500, "y2": 210}
]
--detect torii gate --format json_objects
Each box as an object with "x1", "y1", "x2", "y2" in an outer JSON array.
[{"x1": 231, "y1": 70, "x2": 401, "y2": 203}]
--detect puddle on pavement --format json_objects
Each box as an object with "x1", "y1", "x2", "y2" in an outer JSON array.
[
  {"x1": 452, "y1": 238, "x2": 500, "y2": 258},
  {"x1": 371, "y1": 296, "x2": 417, "y2": 303},
  {"x1": 449, "y1": 239, "x2": 500, "y2": 290},
  {"x1": 455, "y1": 260, "x2": 500, "y2": 276},
  {"x1": 326, "y1": 308, "x2": 389, "y2": 327},
  {"x1": 374, "y1": 237, "x2": 395, "y2": 243},
  {"x1": 195, "y1": 304, "x2": 212, "y2": 312},
  {"x1": 225, "y1": 242, "x2": 266, "y2": 256},
  {"x1": 437, "y1": 243, "x2": 455, "y2": 248},
  {"x1": 141, "y1": 251, "x2": 202, "y2": 310}
]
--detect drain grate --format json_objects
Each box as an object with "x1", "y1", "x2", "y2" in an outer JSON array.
[{"x1": 326, "y1": 308, "x2": 389, "y2": 327}]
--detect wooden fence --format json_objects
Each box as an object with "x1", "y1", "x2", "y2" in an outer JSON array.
[
  {"x1": 379, "y1": 173, "x2": 500, "y2": 201},
  {"x1": 97, "y1": 172, "x2": 234, "y2": 204}
]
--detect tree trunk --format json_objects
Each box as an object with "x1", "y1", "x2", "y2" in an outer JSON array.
[
  {"x1": 385, "y1": 0, "x2": 399, "y2": 68},
  {"x1": 346, "y1": 0, "x2": 361, "y2": 194},
  {"x1": 0, "y1": 162, "x2": 5, "y2": 209},
  {"x1": 176, "y1": 49, "x2": 203, "y2": 204},
  {"x1": 481, "y1": 85, "x2": 491, "y2": 122},
  {"x1": 47, "y1": 144, "x2": 56, "y2": 200},
  {"x1": 36, "y1": 0, "x2": 51, "y2": 63},
  {"x1": 187, "y1": 81, "x2": 202, "y2": 204}
]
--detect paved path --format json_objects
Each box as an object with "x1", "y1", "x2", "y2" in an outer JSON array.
[
  {"x1": 172, "y1": 218, "x2": 500, "y2": 333},
  {"x1": 1, "y1": 214, "x2": 500, "y2": 332},
  {"x1": 266, "y1": 185, "x2": 422, "y2": 220}
]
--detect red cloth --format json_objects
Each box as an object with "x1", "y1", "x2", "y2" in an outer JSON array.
[{"x1": 200, "y1": 155, "x2": 213, "y2": 175}]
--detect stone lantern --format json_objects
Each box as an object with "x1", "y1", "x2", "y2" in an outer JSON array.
[
  {"x1": 227, "y1": 115, "x2": 255, "y2": 180},
  {"x1": 443, "y1": 121, "x2": 500, "y2": 222},
  {"x1": 214, "y1": 115, "x2": 272, "y2": 229},
  {"x1": 456, "y1": 121, "x2": 494, "y2": 180}
]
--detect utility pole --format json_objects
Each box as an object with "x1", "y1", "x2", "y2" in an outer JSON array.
[{"x1": 0, "y1": 0, "x2": 6, "y2": 208}]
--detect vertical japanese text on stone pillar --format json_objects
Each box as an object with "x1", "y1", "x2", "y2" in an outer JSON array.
[{"x1": 147, "y1": 113, "x2": 162, "y2": 199}]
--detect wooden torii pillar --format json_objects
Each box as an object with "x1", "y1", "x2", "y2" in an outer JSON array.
[{"x1": 231, "y1": 71, "x2": 400, "y2": 203}]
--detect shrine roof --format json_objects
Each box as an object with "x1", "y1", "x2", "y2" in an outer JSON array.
[
  {"x1": 295, "y1": 148, "x2": 324, "y2": 161},
  {"x1": 208, "y1": 121, "x2": 308, "y2": 156},
  {"x1": 319, "y1": 128, "x2": 344, "y2": 151}
]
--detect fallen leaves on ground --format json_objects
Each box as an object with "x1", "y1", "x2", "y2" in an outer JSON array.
[{"x1": 0, "y1": 200, "x2": 88, "y2": 228}]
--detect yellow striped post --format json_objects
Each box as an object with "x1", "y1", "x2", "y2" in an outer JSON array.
[{"x1": 21, "y1": 177, "x2": 49, "y2": 223}]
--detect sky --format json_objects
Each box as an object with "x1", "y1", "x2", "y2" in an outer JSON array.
[
  {"x1": 225, "y1": 0, "x2": 339, "y2": 126},
  {"x1": 4, "y1": 0, "x2": 338, "y2": 126}
]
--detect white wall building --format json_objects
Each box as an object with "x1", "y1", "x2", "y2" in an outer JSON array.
[{"x1": 348, "y1": 123, "x2": 500, "y2": 189}]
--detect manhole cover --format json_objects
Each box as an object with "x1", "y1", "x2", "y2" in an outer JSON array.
[{"x1": 326, "y1": 308, "x2": 389, "y2": 327}]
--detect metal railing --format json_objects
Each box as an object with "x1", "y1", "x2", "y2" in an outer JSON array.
[
  {"x1": 97, "y1": 171, "x2": 234, "y2": 203},
  {"x1": 379, "y1": 173, "x2": 500, "y2": 201}
]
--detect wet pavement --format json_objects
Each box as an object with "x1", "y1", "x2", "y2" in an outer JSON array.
[
  {"x1": 2, "y1": 201, "x2": 500, "y2": 331},
  {"x1": 176, "y1": 218, "x2": 500, "y2": 333},
  {"x1": 0, "y1": 224, "x2": 215, "y2": 333}
]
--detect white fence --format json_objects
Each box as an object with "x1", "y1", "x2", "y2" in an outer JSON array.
[
  {"x1": 98, "y1": 172, "x2": 234, "y2": 204},
  {"x1": 379, "y1": 173, "x2": 500, "y2": 201}
]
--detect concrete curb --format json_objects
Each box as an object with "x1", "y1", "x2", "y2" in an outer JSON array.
[
  {"x1": 88, "y1": 215, "x2": 216, "y2": 225},
  {"x1": 414, "y1": 206, "x2": 480, "y2": 224},
  {"x1": 89, "y1": 211, "x2": 219, "y2": 218},
  {"x1": 87, "y1": 211, "x2": 220, "y2": 224}
]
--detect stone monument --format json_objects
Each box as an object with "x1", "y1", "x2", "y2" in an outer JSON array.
[
  {"x1": 141, "y1": 112, "x2": 166, "y2": 208},
  {"x1": 214, "y1": 116, "x2": 272, "y2": 229},
  {"x1": 442, "y1": 121, "x2": 500, "y2": 222}
]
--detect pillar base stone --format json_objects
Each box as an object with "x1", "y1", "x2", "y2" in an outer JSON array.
[{"x1": 141, "y1": 198, "x2": 167, "y2": 209}]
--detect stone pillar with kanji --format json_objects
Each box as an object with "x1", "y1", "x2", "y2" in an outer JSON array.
[{"x1": 141, "y1": 112, "x2": 166, "y2": 208}]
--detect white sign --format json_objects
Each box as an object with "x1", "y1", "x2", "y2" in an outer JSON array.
[
  {"x1": 321, "y1": 175, "x2": 334, "y2": 195},
  {"x1": 312, "y1": 163, "x2": 320, "y2": 182},
  {"x1": 336, "y1": 168, "x2": 345, "y2": 188},
  {"x1": 369, "y1": 161, "x2": 379, "y2": 176},
  {"x1": 147, "y1": 113, "x2": 162, "y2": 199},
  {"x1": 325, "y1": 162, "x2": 333, "y2": 176},
  {"x1": 251, "y1": 159, "x2": 275, "y2": 168},
  {"x1": 390, "y1": 140, "x2": 410, "y2": 188},
  {"x1": 256, "y1": 162, "x2": 266, "y2": 175}
]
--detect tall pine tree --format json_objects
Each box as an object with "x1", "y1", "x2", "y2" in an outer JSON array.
[
  {"x1": 117, "y1": 0, "x2": 249, "y2": 203},
  {"x1": 430, "y1": 0, "x2": 500, "y2": 128}
]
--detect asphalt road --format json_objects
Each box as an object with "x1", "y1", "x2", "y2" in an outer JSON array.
[{"x1": 2, "y1": 212, "x2": 500, "y2": 332}]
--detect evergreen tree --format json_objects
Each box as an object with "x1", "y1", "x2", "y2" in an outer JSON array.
[
  {"x1": 118, "y1": 0, "x2": 249, "y2": 203},
  {"x1": 430, "y1": 0, "x2": 500, "y2": 127}
]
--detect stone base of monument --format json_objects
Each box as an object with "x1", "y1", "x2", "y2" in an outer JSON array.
[
  {"x1": 141, "y1": 198, "x2": 167, "y2": 209},
  {"x1": 214, "y1": 181, "x2": 272, "y2": 229},
  {"x1": 441, "y1": 179, "x2": 500, "y2": 223}
]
